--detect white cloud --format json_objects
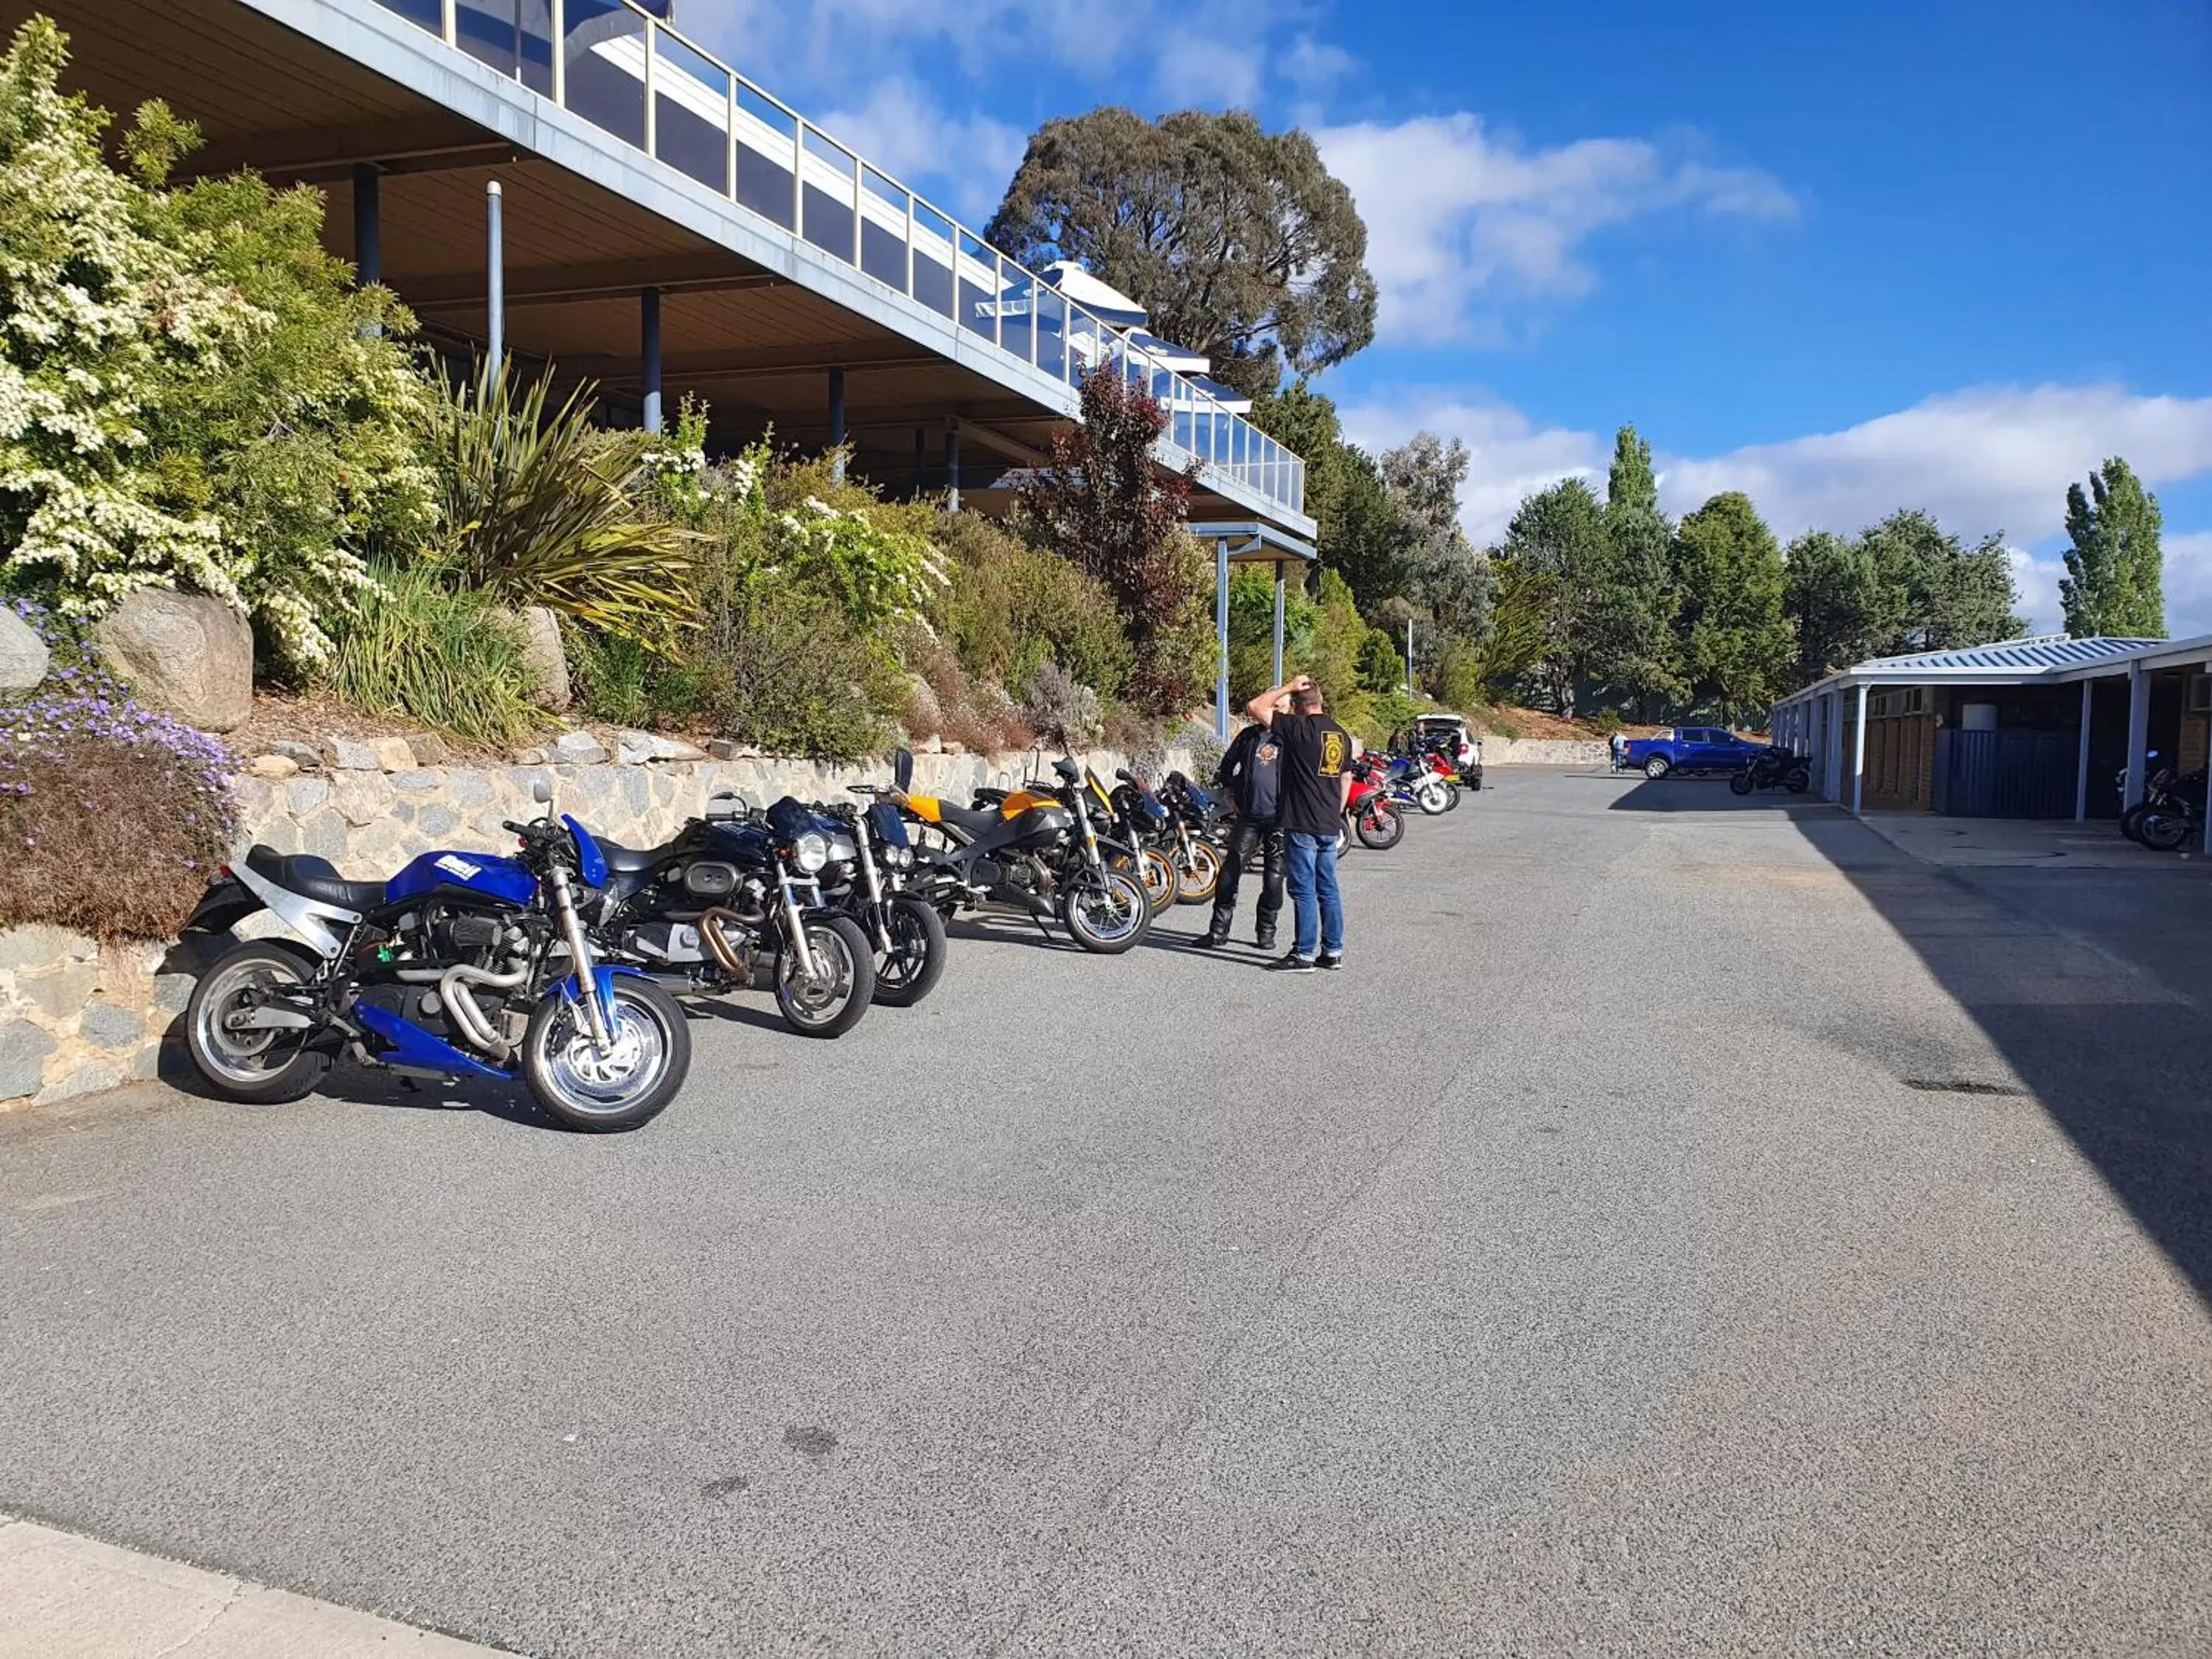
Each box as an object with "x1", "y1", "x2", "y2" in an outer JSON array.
[
  {"x1": 1312, "y1": 114, "x2": 1797, "y2": 344},
  {"x1": 814, "y1": 75, "x2": 1025, "y2": 223},
  {"x1": 1281, "y1": 33, "x2": 1357, "y2": 96},
  {"x1": 1332, "y1": 382, "x2": 2212, "y2": 637},
  {"x1": 1655, "y1": 384, "x2": 2212, "y2": 546}
]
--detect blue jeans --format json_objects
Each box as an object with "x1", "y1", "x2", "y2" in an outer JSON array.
[{"x1": 1284, "y1": 832, "x2": 1343, "y2": 959}]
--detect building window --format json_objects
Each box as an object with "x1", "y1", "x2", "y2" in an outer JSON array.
[
  {"x1": 1869, "y1": 686, "x2": 1926, "y2": 718},
  {"x1": 2188, "y1": 675, "x2": 2211, "y2": 713}
]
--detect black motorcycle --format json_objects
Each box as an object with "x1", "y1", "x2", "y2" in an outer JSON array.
[
  {"x1": 181, "y1": 786, "x2": 691, "y2": 1133},
  {"x1": 821, "y1": 787, "x2": 950, "y2": 1005},
  {"x1": 1730, "y1": 745, "x2": 1812, "y2": 795},
  {"x1": 594, "y1": 793, "x2": 877, "y2": 1038},
  {"x1": 1082, "y1": 765, "x2": 1180, "y2": 916},
  {"x1": 2132, "y1": 768, "x2": 2207, "y2": 852},
  {"x1": 1155, "y1": 771, "x2": 1227, "y2": 905},
  {"x1": 891, "y1": 750, "x2": 1152, "y2": 954}
]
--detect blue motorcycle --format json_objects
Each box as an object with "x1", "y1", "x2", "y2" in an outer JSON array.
[{"x1": 181, "y1": 790, "x2": 691, "y2": 1133}]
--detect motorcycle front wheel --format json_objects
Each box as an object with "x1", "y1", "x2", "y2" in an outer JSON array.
[
  {"x1": 522, "y1": 973, "x2": 690, "y2": 1133},
  {"x1": 1414, "y1": 779, "x2": 1451, "y2": 815},
  {"x1": 872, "y1": 892, "x2": 947, "y2": 1008},
  {"x1": 1172, "y1": 838, "x2": 1223, "y2": 903},
  {"x1": 1355, "y1": 799, "x2": 1405, "y2": 850},
  {"x1": 1729, "y1": 770, "x2": 1756, "y2": 796},
  {"x1": 2120, "y1": 803, "x2": 2150, "y2": 844},
  {"x1": 774, "y1": 914, "x2": 877, "y2": 1037},
  {"x1": 1060, "y1": 868, "x2": 1151, "y2": 954},
  {"x1": 185, "y1": 939, "x2": 332, "y2": 1103},
  {"x1": 2138, "y1": 810, "x2": 2193, "y2": 852},
  {"x1": 1112, "y1": 846, "x2": 1179, "y2": 916}
]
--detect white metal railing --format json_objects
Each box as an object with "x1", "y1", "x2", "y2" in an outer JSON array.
[{"x1": 378, "y1": 0, "x2": 1306, "y2": 516}]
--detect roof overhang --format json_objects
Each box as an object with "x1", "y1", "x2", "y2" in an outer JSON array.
[
  {"x1": 1775, "y1": 632, "x2": 2212, "y2": 706},
  {"x1": 1189, "y1": 521, "x2": 1318, "y2": 564}
]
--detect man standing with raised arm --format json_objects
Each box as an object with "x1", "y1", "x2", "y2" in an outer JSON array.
[{"x1": 1245, "y1": 673, "x2": 1352, "y2": 973}]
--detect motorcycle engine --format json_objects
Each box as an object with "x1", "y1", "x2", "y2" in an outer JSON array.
[{"x1": 681, "y1": 861, "x2": 740, "y2": 900}]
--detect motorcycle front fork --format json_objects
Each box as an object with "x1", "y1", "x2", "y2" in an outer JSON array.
[
  {"x1": 547, "y1": 865, "x2": 613, "y2": 1054},
  {"x1": 778, "y1": 866, "x2": 821, "y2": 981}
]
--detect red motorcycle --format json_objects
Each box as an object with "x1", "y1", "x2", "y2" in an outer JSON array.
[{"x1": 1343, "y1": 757, "x2": 1406, "y2": 850}]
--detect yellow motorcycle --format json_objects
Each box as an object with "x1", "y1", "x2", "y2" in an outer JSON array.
[{"x1": 888, "y1": 751, "x2": 1151, "y2": 954}]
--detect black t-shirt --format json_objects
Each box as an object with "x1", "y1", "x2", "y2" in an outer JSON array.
[
  {"x1": 1219, "y1": 724, "x2": 1285, "y2": 823},
  {"x1": 1271, "y1": 711, "x2": 1353, "y2": 835}
]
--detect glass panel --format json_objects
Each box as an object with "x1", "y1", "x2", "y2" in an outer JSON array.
[
  {"x1": 1067, "y1": 305, "x2": 1098, "y2": 385},
  {"x1": 563, "y1": 0, "x2": 645, "y2": 149},
  {"x1": 911, "y1": 201, "x2": 955, "y2": 316},
  {"x1": 653, "y1": 29, "x2": 728, "y2": 194},
  {"x1": 458, "y1": 0, "x2": 535, "y2": 80},
  {"x1": 1171, "y1": 383, "x2": 1194, "y2": 452},
  {"x1": 859, "y1": 167, "x2": 908, "y2": 292},
  {"x1": 373, "y1": 0, "x2": 443, "y2": 32},
  {"x1": 1001, "y1": 258, "x2": 1038, "y2": 364},
  {"x1": 957, "y1": 232, "x2": 995, "y2": 342},
  {"x1": 1032, "y1": 285, "x2": 1066, "y2": 381},
  {"x1": 733, "y1": 83, "x2": 796, "y2": 229},
  {"x1": 800, "y1": 125, "x2": 857, "y2": 263}
]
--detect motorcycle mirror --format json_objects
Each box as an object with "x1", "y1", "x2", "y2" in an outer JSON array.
[
  {"x1": 531, "y1": 779, "x2": 553, "y2": 805},
  {"x1": 1114, "y1": 767, "x2": 1135, "y2": 784},
  {"x1": 894, "y1": 748, "x2": 914, "y2": 792}
]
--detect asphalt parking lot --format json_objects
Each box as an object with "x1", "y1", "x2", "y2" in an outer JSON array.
[{"x1": 3, "y1": 770, "x2": 2208, "y2": 1657}]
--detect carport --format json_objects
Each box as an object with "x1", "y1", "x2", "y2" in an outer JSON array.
[
  {"x1": 1771, "y1": 635, "x2": 2212, "y2": 846},
  {"x1": 1192, "y1": 523, "x2": 1318, "y2": 740}
]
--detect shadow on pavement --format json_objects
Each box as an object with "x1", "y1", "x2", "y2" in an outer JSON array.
[{"x1": 1777, "y1": 803, "x2": 2212, "y2": 1307}]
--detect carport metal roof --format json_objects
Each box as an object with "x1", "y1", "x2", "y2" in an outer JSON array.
[{"x1": 1777, "y1": 633, "x2": 2212, "y2": 706}]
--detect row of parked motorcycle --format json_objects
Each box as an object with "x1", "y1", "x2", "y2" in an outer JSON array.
[{"x1": 175, "y1": 734, "x2": 1475, "y2": 1135}]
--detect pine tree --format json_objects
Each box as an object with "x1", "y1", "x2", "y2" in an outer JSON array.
[
  {"x1": 2059, "y1": 457, "x2": 2166, "y2": 637},
  {"x1": 1598, "y1": 424, "x2": 1683, "y2": 711},
  {"x1": 1672, "y1": 493, "x2": 1793, "y2": 725}
]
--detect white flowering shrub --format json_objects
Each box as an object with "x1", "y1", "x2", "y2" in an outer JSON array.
[{"x1": 0, "y1": 18, "x2": 432, "y2": 667}]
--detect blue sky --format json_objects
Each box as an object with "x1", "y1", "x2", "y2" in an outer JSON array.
[{"x1": 676, "y1": 0, "x2": 2212, "y2": 632}]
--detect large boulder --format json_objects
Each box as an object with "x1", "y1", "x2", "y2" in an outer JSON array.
[
  {"x1": 517, "y1": 605, "x2": 570, "y2": 712},
  {"x1": 95, "y1": 588, "x2": 252, "y2": 731},
  {"x1": 0, "y1": 606, "x2": 49, "y2": 694}
]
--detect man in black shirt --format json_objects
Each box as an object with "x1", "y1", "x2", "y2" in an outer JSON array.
[
  {"x1": 1199, "y1": 707, "x2": 1287, "y2": 949},
  {"x1": 1245, "y1": 673, "x2": 1352, "y2": 972}
]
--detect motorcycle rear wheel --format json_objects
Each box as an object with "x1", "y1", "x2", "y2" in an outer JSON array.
[
  {"x1": 872, "y1": 892, "x2": 947, "y2": 1008},
  {"x1": 1784, "y1": 767, "x2": 1811, "y2": 793},
  {"x1": 1172, "y1": 838, "x2": 1223, "y2": 903},
  {"x1": 1440, "y1": 782, "x2": 1463, "y2": 811},
  {"x1": 523, "y1": 974, "x2": 690, "y2": 1133},
  {"x1": 774, "y1": 914, "x2": 876, "y2": 1037},
  {"x1": 1061, "y1": 869, "x2": 1151, "y2": 954},
  {"x1": 185, "y1": 939, "x2": 331, "y2": 1103},
  {"x1": 1355, "y1": 799, "x2": 1405, "y2": 850}
]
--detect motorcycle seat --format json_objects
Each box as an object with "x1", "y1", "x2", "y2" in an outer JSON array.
[
  {"x1": 594, "y1": 837, "x2": 668, "y2": 875},
  {"x1": 933, "y1": 801, "x2": 1009, "y2": 838},
  {"x1": 244, "y1": 846, "x2": 386, "y2": 911}
]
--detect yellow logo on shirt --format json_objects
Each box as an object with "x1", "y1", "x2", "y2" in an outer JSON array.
[{"x1": 1320, "y1": 729, "x2": 1346, "y2": 775}]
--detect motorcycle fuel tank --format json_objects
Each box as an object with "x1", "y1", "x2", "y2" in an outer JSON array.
[{"x1": 386, "y1": 849, "x2": 539, "y2": 907}]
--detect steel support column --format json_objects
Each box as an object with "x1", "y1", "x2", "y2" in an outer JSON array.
[
  {"x1": 1271, "y1": 560, "x2": 1287, "y2": 685},
  {"x1": 2075, "y1": 680, "x2": 2095, "y2": 821},
  {"x1": 2124, "y1": 662, "x2": 2149, "y2": 809},
  {"x1": 352, "y1": 164, "x2": 380, "y2": 287},
  {"x1": 1851, "y1": 684, "x2": 1868, "y2": 815},
  {"x1": 639, "y1": 286, "x2": 662, "y2": 435},
  {"x1": 913, "y1": 427, "x2": 925, "y2": 492},
  {"x1": 1825, "y1": 693, "x2": 1844, "y2": 802},
  {"x1": 944, "y1": 423, "x2": 961, "y2": 512},
  {"x1": 1215, "y1": 537, "x2": 1231, "y2": 742},
  {"x1": 827, "y1": 367, "x2": 846, "y2": 480},
  {"x1": 485, "y1": 181, "x2": 504, "y2": 373}
]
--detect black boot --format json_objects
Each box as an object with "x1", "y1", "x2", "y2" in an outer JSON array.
[{"x1": 1255, "y1": 926, "x2": 1277, "y2": 952}]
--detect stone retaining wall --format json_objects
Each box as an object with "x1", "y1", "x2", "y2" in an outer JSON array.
[
  {"x1": 1481, "y1": 738, "x2": 1610, "y2": 767},
  {"x1": 0, "y1": 745, "x2": 1190, "y2": 1112}
]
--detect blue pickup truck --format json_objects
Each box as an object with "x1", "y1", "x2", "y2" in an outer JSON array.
[{"x1": 1621, "y1": 726, "x2": 1764, "y2": 779}]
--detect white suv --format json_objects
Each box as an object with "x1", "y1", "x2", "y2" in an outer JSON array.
[{"x1": 1411, "y1": 715, "x2": 1483, "y2": 789}]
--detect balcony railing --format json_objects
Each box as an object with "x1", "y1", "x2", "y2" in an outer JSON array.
[{"x1": 369, "y1": 0, "x2": 1307, "y2": 517}]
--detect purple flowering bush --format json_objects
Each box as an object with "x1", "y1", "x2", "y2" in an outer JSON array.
[{"x1": 0, "y1": 599, "x2": 237, "y2": 939}]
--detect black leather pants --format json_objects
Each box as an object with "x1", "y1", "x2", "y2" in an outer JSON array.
[{"x1": 1209, "y1": 818, "x2": 1285, "y2": 942}]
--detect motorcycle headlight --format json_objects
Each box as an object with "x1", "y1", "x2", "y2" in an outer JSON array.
[
  {"x1": 792, "y1": 832, "x2": 830, "y2": 874},
  {"x1": 891, "y1": 844, "x2": 913, "y2": 869}
]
